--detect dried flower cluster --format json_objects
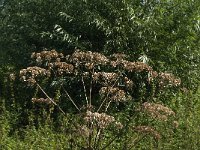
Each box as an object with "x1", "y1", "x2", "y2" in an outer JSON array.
[
  {"x1": 70, "y1": 50, "x2": 109, "y2": 69},
  {"x1": 149, "y1": 71, "x2": 181, "y2": 87},
  {"x1": 99, "y1": 87, "x2": 131, "y2": 102},
  {"x1": 84, "y1": 111, "x2": 115, "y2": 129},
  {"x1": 32, "y1": 98, "x2": 52, "y2": 104},
  {"x1": 9, "y1": 73, "x2": 16, "y2": 81},
  {"x1": 158, "y1": 72, "x2": 181, "y2": 87},
  {"x1": 31, "y1": 49, "x2": 64, "y2": 63},
  {"x1": 109, "y1": 53, "x2": 127, "y2": 67},
  {"x1": 114, "y1": 121, "x2": 124, "y2": 129},
  {"x1": 84, "y1": 111, "x2": 123, "y2": 129},
  {"x1": 124, "y1": 77, "x2": 134, "y2": 90},
  {"x1": 76, "y1": 125, "x2": 90, "y2": 138},
  {"x1": 109, "y1": 54, "x2": 179, "y2": 88},
  {"x1": 134, "y1": 125, "x2": 161, "y2": 140},
  {"x1": 48, "y1": 62, "x2": 74, "y2": 75},
  {"x1": 28, "y1": 49, "x2": 181, "y2": 89},
  {"x1": 80, "y1": 104, "x2": 95, "y2": 112},
  {"x1": 142, "y1": 102, "x2": 175, "y2": 121},
  {"x1": 122, "y1": 61, "x2": 153, "y2": 72},
  {"x1": 172, "y1": 121, "x2": 179, "y2": 128},
  {"x1": 110, "y1": 53, "x2": 128, "y2": 61},
  {"x1": 92, "y1": 72, "x2": 119, "y2": 85},
  {"x1": 19, "y1": 66, "x2": 50, "y2": 85},
  {"x1": 110, "y1": 58, "x2": 153, "y2": 73}
]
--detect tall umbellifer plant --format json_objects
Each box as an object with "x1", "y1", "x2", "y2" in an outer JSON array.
[{"x1": 16, "y1": 49, "x2": 180, "y2": 149}]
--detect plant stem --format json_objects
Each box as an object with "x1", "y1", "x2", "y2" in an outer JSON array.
[
  {"x1": 95, "y1": 128, "x2": 103, "y2": 149},
  {"x1": 97, "y1": 78, "x2": 119, "y2": 112},
  {"x1": 82, "y1": 76, "x2": 89, "y2": 105},
  {"x1": 62, "y1": 86, "x2": 80, "y2": 112},
  {"x1": 89, "y1": 69, "x2": 94, "y2": 108},
  {"x1": 36, "y1": 83, "x2": 65, "y2": 114}
]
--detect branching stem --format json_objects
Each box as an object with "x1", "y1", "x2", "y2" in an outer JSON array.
[
  {"x1": 36, "y1": 83, "x2": 65, "y2": 114},
  {"x1": 97, "y1": 77, "x2": 119, "y2": 112}
]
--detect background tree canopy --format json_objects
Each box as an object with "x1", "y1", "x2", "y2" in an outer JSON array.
[{"x1": 1, "y1": 0, "x2": 199, "y2": 89}]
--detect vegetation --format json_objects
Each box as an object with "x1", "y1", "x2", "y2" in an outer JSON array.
[{"x1": 0, "y1": 0, "x2": 200, "y2": 149}]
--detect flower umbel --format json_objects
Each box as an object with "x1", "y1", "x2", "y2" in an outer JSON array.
[
  {"x1": 142, "y1": 102, "x2": 175, "y2": 121},
  {"x1": 32, "y1": 98, "x2": 52, "y2": 104},
  {"x1": 84, "y1": 111, "x2": 116, "y2": 129},
  {"x1": 19, "y1": 66, "x2": 50, "y2": 86}
]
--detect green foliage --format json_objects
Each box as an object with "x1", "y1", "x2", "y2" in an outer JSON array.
[
  {"x1": 1, "y1": 0, "x2": 200, "y2": 88},
  {"x1": 160, "y1": 89, "x2": 200, "y2": 150},
  {"x1": 0, "y1": 125, "x2": 70, "y2": 150},
  {"x1": 1, "y1": 89, "x2": 200, "y2": 149}
]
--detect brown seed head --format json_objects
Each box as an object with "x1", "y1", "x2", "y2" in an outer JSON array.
[
  {"x1": 142, "y1": 102, "x2": 175, "y2": 121},
  {"x1": 84, "y1": 111, "x2": 115, "y2": 129},
  {"x1": 32, "y1": 98, "x2": 52, "y2": 104}
]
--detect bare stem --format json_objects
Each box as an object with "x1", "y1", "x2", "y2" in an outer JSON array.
[
  {"x1": 89, "y1": 69, "x2": 94, "y2": 107},
  {"x1": 97, "y1": 78, "x2": 119, "y2": 112},
  {"x1": 88, "y1": 122, "x2": 93, "y2": 149},
  {"x1": 105, "y1": 100, "x2": 112, "y2": 112},
  {"x1": 36, "y1": 83, "x2": 65, "y2": 114},
  {"x1": 94, "y1": 128, "x2": 102, "y2": 149},
  {"x1": 62, "y1": 86, "x2": 80, "y2": 112},
  {"x1": 81, "y1": 76, "x2": 89, "y2": 105}
]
